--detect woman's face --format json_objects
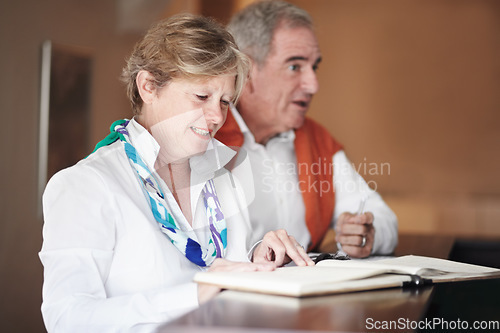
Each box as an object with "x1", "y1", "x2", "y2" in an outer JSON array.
[{"x1": 147, "y1": 75, "x2": 235, "y2": 164}]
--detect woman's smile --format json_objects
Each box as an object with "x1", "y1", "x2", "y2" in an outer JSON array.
[{"x1": 190, "y1": 126, "x2": 211, "y2": 138}]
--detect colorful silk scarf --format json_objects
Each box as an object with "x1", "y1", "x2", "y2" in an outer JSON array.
[{"x1": 93, "y1": 119, "x2": 227, "y2": 267}]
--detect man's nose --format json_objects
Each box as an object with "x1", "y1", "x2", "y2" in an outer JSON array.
[{"x1": 302, "y1": 67, "x2": 319, "y2": 95}]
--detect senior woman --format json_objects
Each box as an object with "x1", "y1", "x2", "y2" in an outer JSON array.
[{"x1": 39, "y1": 14, "x2": 312, "y2": 332}]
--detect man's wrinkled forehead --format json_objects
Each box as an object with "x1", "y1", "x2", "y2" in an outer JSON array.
[{"x1": 268, "y1": 24, "x2": 321, "y2": 64}]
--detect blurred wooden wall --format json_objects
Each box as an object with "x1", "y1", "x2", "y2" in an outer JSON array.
[
  {"x1": 282, "y1": 0, "x2": 500, "y2": 237},
  {"x1": 208, "y1": 0, "x2": 500, "y2": 237}
]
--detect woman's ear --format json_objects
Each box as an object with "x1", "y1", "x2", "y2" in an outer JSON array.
[{"x1": 136, "y1": 70, "x2": 156, "y2": 104}]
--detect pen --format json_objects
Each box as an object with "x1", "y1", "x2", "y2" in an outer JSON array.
[{"x1": 357, "y1": 196, "x2": 367, "y2": 216}]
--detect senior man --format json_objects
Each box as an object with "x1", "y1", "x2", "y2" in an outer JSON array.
[{"x1": 217, "y1": 0, "x2": 398, "y2": 258}]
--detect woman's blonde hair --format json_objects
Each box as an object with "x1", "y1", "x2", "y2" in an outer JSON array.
[{"x1": 122, "y1": 14, "x2": 250, "y2": 115}]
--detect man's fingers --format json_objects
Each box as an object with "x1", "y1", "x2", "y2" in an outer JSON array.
[
  {"x1": 337, "y1": 234, "x2": 367, "y2": 246},
  {"x1": 338, "y1": 222, "x2": 373, "y2": 236},
  {"x1": 346, "y1": 212, "x2": 374, "y2": 225},
  {"x1": 341, "y1": 244, "x2": 372, "y2": 258},
  {"x1": 338, "y1": 212, "x2": 374, "y2": 226},
  {"x1": 336, "y1": 229, "x2": 374, "y2": 258}
]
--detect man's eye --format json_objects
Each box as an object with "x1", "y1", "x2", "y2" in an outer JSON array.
[
  {"x1": 196, "y1": 95, "x2": 208, "y2": 101},
  {"x1": 289, "y1": 64, "x2": 300, "y2": 71}
]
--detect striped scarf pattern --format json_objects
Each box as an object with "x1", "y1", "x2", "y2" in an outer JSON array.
[{"x1": 94, "y1": 119, "x2": 227, "y2": 266}]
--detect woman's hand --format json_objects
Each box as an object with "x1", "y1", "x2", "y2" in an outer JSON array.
[
  {"x1": 252, "y1": 229, "x2": 315, "y2": 267},
  {"x1": 197, "y1": 258, "x2": 275, "y2": 303}
]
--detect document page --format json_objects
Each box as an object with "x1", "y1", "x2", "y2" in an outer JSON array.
[
  {"x1": 374, "y1": 255, "x2": 500, "y2": 282},
  {"x1": 194, "y1": 265, "x2": 408, "y2": 296},
  {"x1": 194, "y1": 255, "x2": 500, "y2": 297}
]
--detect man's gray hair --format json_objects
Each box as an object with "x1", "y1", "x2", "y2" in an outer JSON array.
[{"x1": 227, "y1": 0, "x2": 313, "y2": 66}]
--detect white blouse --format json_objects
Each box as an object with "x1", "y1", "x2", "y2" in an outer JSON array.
[{"x1": 39, "y1": 119, "x2": 253, "y2": 332}]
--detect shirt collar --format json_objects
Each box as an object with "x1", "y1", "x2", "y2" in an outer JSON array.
[
  {"x1": 126, "y1": 117, "x2": 235, "y2": 179},
  {"x1": 230, "y1": 104, "x2": 252, "y2": 140},
  {"x1": 127, "y1": 118, "x2": 160, "y2": 172},
  {"x1": 230, "y1": 105, "x2": 296, "y2": 146},
  {"x1": 272, "y1": 129, "x2": 295, "y2": 143}
]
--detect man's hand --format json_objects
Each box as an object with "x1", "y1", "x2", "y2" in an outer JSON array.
[
  {"x1": 252, "y1": 229, "x2": 315, "y2": 267},
  {"x1": 198, "y1": 258, "x2": 275, "y2": 303},
  {"x1": 335, "y1": 212, "x2": 375, "y2": 258}
]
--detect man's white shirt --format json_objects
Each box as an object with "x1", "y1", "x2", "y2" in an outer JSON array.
[{"x1": 229, "y1": 106, "x2": 398, "y2": 254}]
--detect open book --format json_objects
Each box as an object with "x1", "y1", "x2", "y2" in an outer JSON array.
[{"x1": 194, "y1": 255, "x2": 500, "y2": 297}]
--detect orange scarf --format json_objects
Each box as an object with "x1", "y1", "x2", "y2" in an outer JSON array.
[{"x1": 216, "y1": 111, "x2": 343, "y2": 250}]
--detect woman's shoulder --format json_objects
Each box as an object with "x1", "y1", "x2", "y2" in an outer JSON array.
[{"x1": 46, "y1": 141, "x2": 128, "y2": 192}]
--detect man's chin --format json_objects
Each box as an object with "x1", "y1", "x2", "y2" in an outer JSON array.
[{"x1": 292, "y1": 115, "x2": 306, "y2": 130}]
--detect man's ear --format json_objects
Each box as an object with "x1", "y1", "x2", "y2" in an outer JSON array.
[
  {"x1": 245, "y1": 59, "x2": 258, "y2": 94},
  {"x1": 136, "y1": 70, "x2": 156, "y2": 104}
]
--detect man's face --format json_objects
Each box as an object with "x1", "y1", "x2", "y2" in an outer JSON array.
[{"x1": 242, "y1": 25, "x2": 321, "y2": 141}]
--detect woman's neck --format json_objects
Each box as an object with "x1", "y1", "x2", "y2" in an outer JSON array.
[{"x1": 156, "y1": 160, "x2": 193, "y2": 225}]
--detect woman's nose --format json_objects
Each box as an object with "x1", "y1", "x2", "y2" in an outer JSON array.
[{"x1": 203, "y1": 102, "x2": 225, "y2": 127}]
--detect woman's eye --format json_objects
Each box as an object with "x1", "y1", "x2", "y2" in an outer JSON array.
[
  {"x1": 220, "y1": 100, "x2": 230, "y2": 109},
  {"x1": 196, "y1": 95, "x2": 208, "y2": 101}
]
